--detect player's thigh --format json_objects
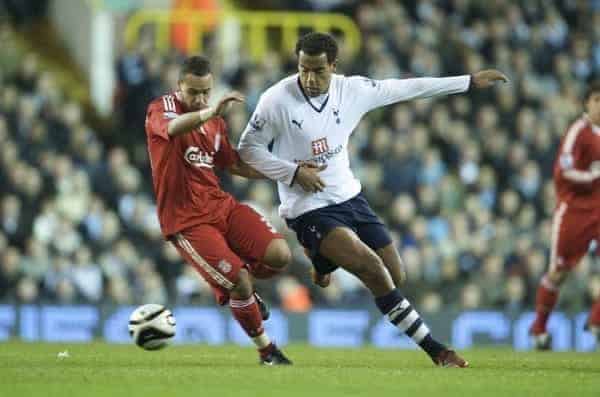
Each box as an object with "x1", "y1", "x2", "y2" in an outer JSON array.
[
  {"x1": 550, "y1": 203, "x2": 597, "y2": 271},
  {"x1": 320, "y1": 227, "x2": 395, "y2": 295},
  {"x1": 355, "y1": 223, "x2": 395, "y2": 267},
  {"x1": 286, "y1": 210, "x2": 349, "y2": 274},
  {"x1": 170, "y1": 225, "x2": 245, "y2": 293},
  {"x1": 319, "y1": 226, "x2": 382, "y2": 274},
  {"x1": 225, "y1": 203, "x2": 284, "y2": 262}
]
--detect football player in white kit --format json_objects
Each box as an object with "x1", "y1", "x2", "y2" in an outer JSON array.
[{"x1": 239, "y1": 32, "x2": 507, "y2": 367}]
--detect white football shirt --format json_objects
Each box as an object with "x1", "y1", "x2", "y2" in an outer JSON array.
[{"x1": 238, "y1": 73, "x2": 470, "y2": 219}]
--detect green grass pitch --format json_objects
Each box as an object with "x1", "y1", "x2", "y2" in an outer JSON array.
[{"x1": 1, "y1": 342, "x2": 598, "y2": 397}]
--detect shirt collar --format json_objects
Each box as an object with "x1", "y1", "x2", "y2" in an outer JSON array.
[{"x1": 297, "y1": 77, "x2": 330, "y2": 113}]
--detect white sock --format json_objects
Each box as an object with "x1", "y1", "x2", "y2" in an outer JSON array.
[
  {"x1": 252, "y1": 332, "x2": 271, "y2": 349},
  {"x1": 387, "y1": 298, "x2": 431, "y2": 344}
]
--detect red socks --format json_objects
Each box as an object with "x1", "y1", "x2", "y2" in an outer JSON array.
[
  {"x1": 531, "y1": 275, "x2": 559, "y2": 334},
  {"x1": 532, "y1": 274, "x2": 600, "y2": 333},
  {"x1": 229, "y1": 295, "x2": 264, "y2": 337}
]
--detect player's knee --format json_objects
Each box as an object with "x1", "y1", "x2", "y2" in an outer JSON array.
[
  {"x1": 231, "y1": 269, "x2": 253, "y2": 299},
  {"x1": 264, "y1": 239, "x2": 292, "y2": 270},
  {"x1": 397, "y1": 268, "x2": 407, "y2": 285}
]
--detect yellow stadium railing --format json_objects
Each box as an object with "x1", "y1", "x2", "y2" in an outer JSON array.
[{"x1": 124, "y1": 10, "x2": 361, "y2": 60}]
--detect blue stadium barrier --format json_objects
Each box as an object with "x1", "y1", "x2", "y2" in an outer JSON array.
[{"x1": 0, "y1": 305, "x2": 596, "y2": 351}]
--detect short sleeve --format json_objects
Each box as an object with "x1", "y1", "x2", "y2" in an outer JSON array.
[
  {"x1": 145, "y1": 97, "x2": 181, "y2": 141},
  {"x1": 559, "y1": 122, "x2": 587, "y2": 171}
]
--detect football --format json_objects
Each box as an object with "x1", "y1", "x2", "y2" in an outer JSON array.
[{"x1": 128, "y1": 304, "x2": 176, "y2": 350}]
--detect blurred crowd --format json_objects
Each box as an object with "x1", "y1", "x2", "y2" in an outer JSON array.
[{"x1": 2, "y1": 0, "x2": 600, "y2": 314}]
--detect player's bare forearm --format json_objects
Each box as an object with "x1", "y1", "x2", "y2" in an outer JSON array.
[
  {"x1": 167, "y1": 92, "x2": 245, "y2": 137},
  {"x1": 228, "y1": 159, "x2": 265, "y2": 179},
  {"x1": 167, "y1": 107, "x2": 216, "y2": 137}
]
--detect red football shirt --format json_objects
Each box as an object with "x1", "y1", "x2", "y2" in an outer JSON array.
[
  {"x1": 145, "y1": 92, "x2": 239, "y2": 237},
  {"x1": 553, "y1": 115, "x2": 600, "y2": 209}
]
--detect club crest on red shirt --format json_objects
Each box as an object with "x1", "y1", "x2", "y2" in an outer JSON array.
[{"x1": 218, "y1": 259, "x2": 232, "y2": 274}]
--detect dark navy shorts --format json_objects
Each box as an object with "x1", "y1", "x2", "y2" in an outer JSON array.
[{"x1": 285, "y1": 193, "x2": 392, "y2": 275}]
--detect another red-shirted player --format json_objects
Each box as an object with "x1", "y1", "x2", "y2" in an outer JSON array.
[
  {"x1": 145, "y1": 55, "x2": 292, "y2": 364},
  {"x1": 530, "y1": 81, "x2": 600, "y2": 350}
]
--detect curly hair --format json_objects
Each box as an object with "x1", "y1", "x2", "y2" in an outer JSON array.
[{"x1": 295, "y1": 32, "x2": 338, "y2": 64}]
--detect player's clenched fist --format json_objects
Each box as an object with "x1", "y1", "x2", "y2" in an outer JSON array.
[{"x1": 294, "y1": 162, "x2": 327, "y2": 193}]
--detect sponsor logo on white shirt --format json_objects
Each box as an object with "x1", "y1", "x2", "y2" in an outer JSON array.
[{"x1": 311, "y1": 138, "x2": 330, "y2": 155}]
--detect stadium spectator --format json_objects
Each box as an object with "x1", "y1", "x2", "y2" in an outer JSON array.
[{"x1": 0, "y1": 2, "x2": 598, "y2": 313}]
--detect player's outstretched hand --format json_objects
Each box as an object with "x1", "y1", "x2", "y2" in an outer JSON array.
[
  {"x1": 215, "y1": 91, "x2": 245, "y2": 116},
  {"x1": 471, "y1": 69, "x2": 509, "y2": 89},
  {"x1": 295, "y1": 162, "x2": 327, "y2": 193}
]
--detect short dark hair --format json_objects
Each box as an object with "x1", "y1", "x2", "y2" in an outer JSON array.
[
  {"x1": 180, "y1": 55, "x2": 211, "y2": 80},
  {"x1": 584, "y1": 80, "x2": 600, "y2": 102},
  {"x1": 295, "y1": 32, "x2": 338, "y2": 64}
]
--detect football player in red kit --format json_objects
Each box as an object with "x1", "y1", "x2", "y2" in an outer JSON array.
[
  {"x1": 530, "y1": 81, "x2": 600, "y2": 350},
  {"x1": 145, "y1": 55, "x2": 292, "y2": 364}
]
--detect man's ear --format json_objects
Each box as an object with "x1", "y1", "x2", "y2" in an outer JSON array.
[{"x1": 331, "y1": 60, "x2": 338, "y2": 72}]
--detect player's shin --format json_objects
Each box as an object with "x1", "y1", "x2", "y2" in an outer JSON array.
[
  {"x1": 531, "y1": 275, "x2": 560, "y2": 334},
  {"x1": 374, "y1": 288, "x2": 446, "y2": 360},
  {"x1": 229, "y1": 295, "x2": 271, "y2": 349},
  {"x1": 229, "y1": 295, "x2": 292, "y2": 364}
]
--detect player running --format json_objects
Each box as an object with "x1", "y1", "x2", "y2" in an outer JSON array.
[
  {"x1": 239, "y1": 32, "x2": 508, "y2": 367},
  {"x1": 530, "y1": 81, "x2": 600, "y2": 350},
  {"x1": 145, "y1": 55, "x2": 292, "y2": 365}
]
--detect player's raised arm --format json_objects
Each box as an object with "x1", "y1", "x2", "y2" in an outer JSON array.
[
  {"x1": 156, "y1": 56, "x2": 245, "y2": 138},
  {"x1": 167, "y1": 91, "x2": 244, "y2": 137},
  {"x1": 349, "y1": 69, "x2": 508, "y2": 115},
  {"x1": 238, "y1": 94, "x2": 299, "y2": 186}
]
